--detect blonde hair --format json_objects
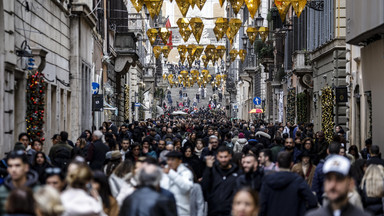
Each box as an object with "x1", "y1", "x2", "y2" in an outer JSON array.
[
  {"x1": 361, "y1": 164, "x2": 384, "y2": 197},
  {"x1": 66, "y1": 164, "x2": 93, "y2": 189},
  {"x1": 34, "y1": 186, "x2": 65, "y2": 216}
]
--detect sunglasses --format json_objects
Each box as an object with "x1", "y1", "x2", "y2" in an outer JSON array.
[{"x1": 45, "y1": 167, "x2": 62, "y2": 174}]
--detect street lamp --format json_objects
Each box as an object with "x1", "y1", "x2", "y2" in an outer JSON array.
[
  {"x1": 256, "y1": 14, "x2": 264, "y2": 28},
  {"x1": 242, "y1": 34, "x2": 248, "y2": 47}
]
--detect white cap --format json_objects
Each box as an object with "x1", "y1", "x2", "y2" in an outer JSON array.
[{"x1": 323, "y1": 155, "x2": 351, "y2": 177}]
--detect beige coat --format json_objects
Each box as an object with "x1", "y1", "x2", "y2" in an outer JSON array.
[{"x1": 291, "y1": 163, "x2": 316, "y2": 188}]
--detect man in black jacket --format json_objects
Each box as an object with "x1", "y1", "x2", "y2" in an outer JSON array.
[
  {"x1": 235, "y1": 154, "x2": 264, "y2": 192},
  {"x1": 259, "y1": 151, "x2": 317, "y2": 216},
  {"x1": 366, "y1": 145, "x2": 384, "y2": 166},
  {"x1": 86, "y1": 130, "x2": 109, "y2": 170},
  {"x1": 306, "y1": 155, "x2": 370, "y2": 216},
  {"x1": 119, "y1": 164, "x2": 177, "y2": 216},
  {"x1": 201, "y1": 146, "x2": 240, "y2": 216}
]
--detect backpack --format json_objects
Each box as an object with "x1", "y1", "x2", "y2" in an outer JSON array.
[{"x1": 52, "y1": 147, "x2": 72, "y2": 170}]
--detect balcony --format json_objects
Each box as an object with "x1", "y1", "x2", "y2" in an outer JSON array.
[{"x1": 292, "y1": 51, "x2": 312, "y2": 75}]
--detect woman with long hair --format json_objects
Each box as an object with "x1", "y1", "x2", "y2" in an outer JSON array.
[
  {"x1": 74, "y1": 137, "x2": 88, "y2": 158},
  {"x1": 182, "y1": 146, "x2": 203, "y2": 179},
  {"x1": 61, "y1": 163, "x2": 105, "y2": 216},
  {"x1": 360, "y1": 164, "x2": 384, "y2": 215},
  {"x1": 32, "y1": 151, "x2": 51, "y2": 184},
  {"x1": 5, "y1": 187, "x2": 36, "y2": 216},
  {"x1": 109, "y1": 160, "x2": 134, "y2": 197},
  {"x1": 93, "y1": 171, "x2": 119, "y2": 216}
]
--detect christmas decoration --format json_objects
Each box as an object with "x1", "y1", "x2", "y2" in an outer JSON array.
[
  {"x1": 143, "y1": 0, "x2": 163, "y2": 18},
  {"x1": 291, "y1": 0, "x2": 307, "y2": 17},
  {"x1": 238, "y1": 49, "x2": 247, "y2": 63},
  {"x1": 274, "y1": 0, "x2": 291, "y2": 22},
  {"x1": 296, "y1": 92, "x2": 308, "y2": 123},
  {"x1": 131, "y1": 0, "x2": 144, "y2": 12},
  {"x1": 125, "y1": 84, "x2": 130, "y2": 120},
  {"x1": 286, "y1": 88, "x2": 296, "y2": 124},
  {"x1": 245, "y1": 0, "x2": 261, "y2": 19},
  {"x1": 26, "y1": 60, "x2": 46, "y2": 142},
  {"x1": 229, "y1": 0, "x2": 244, "y2": 15},
  {"x1": 321, "y1": 86, "x2": 335, "y2": 143},
  {"x1": 246, "y1": 27, "x2": 258, "y2": 45},
  {"x1": 190, "y1": 18, "x2": 204, "y2": 43}
]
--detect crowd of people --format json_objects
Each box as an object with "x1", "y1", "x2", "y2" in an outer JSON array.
[{"x1": 0, "y1": 110, "x2": 381, "y2": 216}]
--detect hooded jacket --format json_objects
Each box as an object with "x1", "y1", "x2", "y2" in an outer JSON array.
[
  {"x1": 201, "y1": 163, "x2": 240, "y2": 216},
  {"x1": 259, "y1": 171, "x2": 317, "y2": 216},
  {"x1": 0, "y1": 170, "x2": 39, "y2": 215},
  {"x1": 234, "y1": 138, "x2": 248, "y2": 153}
]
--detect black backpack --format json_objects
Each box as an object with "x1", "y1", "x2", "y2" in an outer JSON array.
[{"x1": 52, "y1": 147, "x2": 72, "y2": 170}]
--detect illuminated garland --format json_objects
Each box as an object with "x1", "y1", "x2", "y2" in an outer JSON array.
[
  {"x1": 286, "y1": 88, "x2": 296, "y2": 124},
  {"x1": 367, "y1": 92, "x2": 372, "y2": 138},
  {"x1": 321, "y1": 86, "x2": 335, "y2": 143},
  {"x1": 124, "y1": 84, "x2": 130, "y2": 121},
  {"x1": 297, "y1": 92, "x2": 308, "y2": 123},
  {"x1": 26, "y1": 70, "x2": 46, "y2": 142}
]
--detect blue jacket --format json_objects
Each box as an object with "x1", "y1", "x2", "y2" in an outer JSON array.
[{"x1": 311, "y1": 159, "x2": 324, "y2": 204}]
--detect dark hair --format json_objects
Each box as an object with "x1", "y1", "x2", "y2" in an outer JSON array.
[
  {"x1": 93, "y1": 171, "x2": 113, "y2": 208},
  {"x1": 348, "y1": 145, "x2": 360, "y2": 159},
  {"x1": 371, "y1": 145, "x2": 380, "y2": 155},
  {"x1": 7, "y1": 150, "x2": 29, "y2": 165},
  {"x1": 365, "y1": 138, "x2": 372, "y2": 146},
  {"x1": 33, "y1": 151, "x2": 48, "y2": 166},
  {"x1": 277, "y1": 151, "x2": 292, "y2": 169},
  {"x1": 32, "y1": 139, "x2": 43, "y2": 146},
  {"x1": 350, "y1": 159, "x2": 367, "y2": 187},
  {"x1": 143, "y1": 156, "x2": 158, "y2": 165},
  {"x1": 130, "y1": 142, "x2": 141, "y2": 150},
  {"x1": 59, "y1": 131, "x2": 68, "y2": 142},
  {"x1": 18, "y1": 133, "x2": 29, "y2": 141},
  {"x1": 217, "y1": 146, "x2": 232, "y2": 155},
  {"x1": 260, "y1": 149, "x2": 272, "y2": 160},
  {"x1": 44, "y1": 167, "x2": 65, "y2": 183},
  {"x1": 113, "y1": 160, "x2": 133, "y2": 178},
  {"x1": 5, "y1": 187, "x2": 35, "y2": 214},
  {"x1": 328, "y1": 141, "x2": 341, "y2": 155}
]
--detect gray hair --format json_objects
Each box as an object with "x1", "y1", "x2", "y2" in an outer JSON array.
[
  {"x1": 93, "y1": 130, "x2": 103, "y2": 140},
  {"x1": 138, "y1": 164, "x2": 162, "y2": 188},
  {"x1": 209, "y1": 135, "x2": 218, "y2": 141}
]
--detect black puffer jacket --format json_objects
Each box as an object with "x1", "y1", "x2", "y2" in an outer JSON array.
[
  {"x1": 235, "y1": 168, "x2": 264, "y2": 192},
  {"x1": 201, "y1": 163, "x2": 240, "y2": 216}
]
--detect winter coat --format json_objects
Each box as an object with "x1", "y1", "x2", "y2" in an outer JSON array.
[
  {"x1": 280, "y1": 147, "x2": 302, "y2": 164},
  {"x1": 361, "y1": 184, "x2": 384, "y2": 215},
  {"x1": 201, "y1": 163, "x2": 240, "y2": 216},
  {"x1": 305, "y1": 203, "x2": 371, "y2": 216},
  {"x1": 259, "y1": 171, "x2": 317, "y2": 216},
  {"x1": 87, "y1": 139, "x2": 109, "y2": 170},
  {"x1": 311, "y1": 156, "x2": 330, "y2": 204},
  {"x1": 0, "y1": 170, "x2": 40, "y2": 215},
  {"x1": 233, "y1": 138, "x2": 248, "y2": 153},
  {"x1": 255, "y1": 131, "x2": 271, "y2": 148},
  {"x1": 161, "y1": 163, "x2": 194, "y2": 216},
  {"x1": 235, "y1": 168, "x2": 264, "y2": 192},
  {"x1": 190, "y1": 183, "x2": 205, "y2": 216},
  {"x1": 291, "y1": 163, "x2": 316, "y2": 188},
  {"x1": 61, "y1": 188, "x2": 106, "y2": 216},
  {"x1": 119, "y1": 187, "x2": 178, "y2": 216},
  {"x1": 109, "y1": 173, "x2": 130, "y2": 197}
]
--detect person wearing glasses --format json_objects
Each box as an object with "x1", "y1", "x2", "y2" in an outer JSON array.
[
  {"x1": 200, "y1": 135, "x2": 220, "y2": 161},
  {"x1": 0, "y1": 150, "x2": 39, "y2": 215}
]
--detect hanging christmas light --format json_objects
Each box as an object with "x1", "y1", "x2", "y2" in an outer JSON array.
[
  {"x1": 214, "y1": 18, "x2": 229, "y2": 41},
  {"x1": 153, "y1": 46, "x2": 162, "y2": 59},
  {"x1": 226, "y1": 18, "x2": 242, "y2": 45},
  {"x1": 202, "y1": 55, "x2": 209, "y2": 68},
  {"x1": 179, "y1": 27, "x2": 192, "y2": 42},
  {"x1": 204, "y1": 45, "x2": 216, "y2": 61},
  {"x1": 238, "y1": 49, "x2": 247, "y2": 63},
  {"x1": 196, "y1": 0, "x2": 207, "y2": 10},
  {"x1": 258, "y1": 26, "x2": 269, "y2": 42},
  {"x1": 161, "y1": 46, "x2": 171, "y2": 59},
  {"x1": 229, "y1": 49, "x2": 238, "y2": 62}
]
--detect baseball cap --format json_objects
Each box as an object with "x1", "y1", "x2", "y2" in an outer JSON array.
[{"x1": 323, "y1": 155, "x2": 351, "y2": 177}]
